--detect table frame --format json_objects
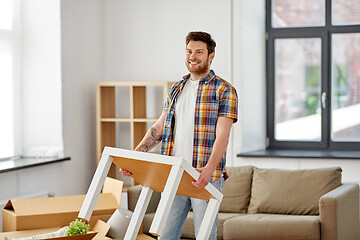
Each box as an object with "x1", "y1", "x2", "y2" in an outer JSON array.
[{"x1": 78, "y1": 147, "x2": 223, "y2": 240}]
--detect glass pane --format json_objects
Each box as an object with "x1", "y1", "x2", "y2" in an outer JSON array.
[
  {"x1": 0, "y1": 53, "x2": 14, "y2": 158},
  {"x1": 331, "y1": 33, "x2": 360, "y2": 142},
  {"x1": 0, "y1": 0, "x2": 13, "y2": 30},
  {"x1": 275, "y1": 38, "x2": 322, "y2": 141},
  {"x1": 332, "y1": 0, "x2": 360, "y2": 25},
  {"x1": 272, "y1": 0, "x2": 325, "y2": 27}
]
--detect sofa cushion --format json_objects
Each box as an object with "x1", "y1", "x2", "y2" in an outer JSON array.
[
  {"x1": 248, "y1": 167, "x2": 342, "y2": 215},
  {"x1": 223, "y1": 214, "x2": 320, "y2": 240},
  {"x1": 142, "y1": 212, "x2": 243, "y2": 239},
  {"x1": 219, "y1": 166, "x2": 253, "y2": 213},
  {"x1": 182, "y1": 212, "x2": 244, "y2": 239}
]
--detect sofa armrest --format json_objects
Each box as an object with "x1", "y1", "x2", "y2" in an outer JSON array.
[
  {"x1": 319, "y1": 183, "x2": 359, "y2": 240},
  {"x1": 127, "y1": 185, "x2": 161, "y2": 213}
]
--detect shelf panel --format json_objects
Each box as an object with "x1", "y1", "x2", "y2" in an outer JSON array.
[
  {"x1": 100, "y1": 87, "x2": 115, "y2": 118},
  {"x1": 100, "y1": 118, "x2": 158, "y2": 122},
  {"x1": 100, "y1": 122, "x2": 116, "y2": 155},
  {"x1": 132, "y1": 122, "x2": 147, "y2": 149},
  {"x1": 133, "y1": 118, "x2": 157, "y2": 122},
  {"x1": 132, "y1": 86, "x2": 146, "y2": 118},
  {"x1": 101, "y1": 118, "x2": 131, "y2": 122},
  {"x1": 97, "y1": 81, "x2": 169, "y2": 87}
]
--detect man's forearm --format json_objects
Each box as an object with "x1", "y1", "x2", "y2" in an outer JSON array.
[
  {"x1": 206, "y1": 117, "x2": 233, "y2": 171},
  {"x1": 206, "y1": 132, "x2": 229, "y2": 171},
  {"x1": 135, "y1": 127, "x2": 163, "y2": 152}
]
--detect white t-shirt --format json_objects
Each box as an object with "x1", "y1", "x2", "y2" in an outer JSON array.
[{"x1": 171, "y1": 79, "x2": 199, "y2": 164}]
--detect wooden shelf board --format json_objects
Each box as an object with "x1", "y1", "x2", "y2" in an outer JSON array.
[
  {"x1": 100, "y1": 118, "x2": 158, "y2": 123},
  {"x1": 101, "y1": 118, "x2": 131, "y2": 122},
  {"x1": 133, "y1": 118, "x2": 157, "y2": 122},
  {"x1": 97, "y1": 82, "x2": 168, "y2": 87}
]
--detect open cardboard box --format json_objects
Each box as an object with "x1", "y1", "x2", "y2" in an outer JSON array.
[
  {"x1": 2, "y1": 177, "x2": 122, "y2": 232},
  {"x1": 0, "y1": 219, "x2": 111, "y2": 240},
  {"x1": 0, "y1": 218, "x2": 111, "y2": 240}
]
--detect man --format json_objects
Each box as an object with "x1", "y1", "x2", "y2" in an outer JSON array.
[{"x1": 121, "y1": 31, "x2": 238, "y2": 239}]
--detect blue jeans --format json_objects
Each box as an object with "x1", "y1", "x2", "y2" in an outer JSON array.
[{"x1": 158, "y1": 177, "x2": 224, "y2": 240}]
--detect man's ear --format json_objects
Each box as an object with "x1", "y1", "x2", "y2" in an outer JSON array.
[{"x1": 209, "y1": 52, "x2": 215, "y2": 63}]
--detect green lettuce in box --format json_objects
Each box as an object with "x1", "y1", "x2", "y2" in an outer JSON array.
[{"x1": 66, "y1": 219, "x2": 90, "y2": 236}]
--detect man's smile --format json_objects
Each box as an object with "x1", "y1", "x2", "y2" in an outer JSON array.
[{"x1": 189, "y1": 60, "x2": 200, "y2": 66}]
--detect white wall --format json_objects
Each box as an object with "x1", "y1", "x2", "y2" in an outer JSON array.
[
  {"x1": 103, "y1": 0, "x2": 232, "y2": 83},
  {"x1": 60, "y1": 0, "x2": 104, "y2": 195},
  {"x1": 232, "y1": 0, "x2": 267, "y2": 156}
]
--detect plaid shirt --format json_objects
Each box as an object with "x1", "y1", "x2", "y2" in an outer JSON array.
[{"x1": 161, "y1": 70, "x2": 238, "y2": 181}]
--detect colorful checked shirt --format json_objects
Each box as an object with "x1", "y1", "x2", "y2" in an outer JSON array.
[{"x1": 161, "y1": 70, "x2": 238, "y2": 181}]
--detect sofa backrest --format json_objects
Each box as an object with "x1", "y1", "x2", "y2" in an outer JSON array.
[
  {"x1": 127, "y1": 184, "x2": 162, "y2": 213},
  {"x1": 219, "y1": 166, "x2": 253, "y2": 213},
  {"x1": 247, "y1": 167, "x2": 342, "y2": 215}
]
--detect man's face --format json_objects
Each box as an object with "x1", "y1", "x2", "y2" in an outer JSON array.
[{"x1": 185, "y1": 41, "x2": 214, "y2": 78}]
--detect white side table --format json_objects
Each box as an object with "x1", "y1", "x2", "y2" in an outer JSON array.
[{"x1": 78, "y1": 147, "x2": 223, "y2": 240}]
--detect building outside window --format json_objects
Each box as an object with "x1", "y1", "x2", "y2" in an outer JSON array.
[{"x1": 267, "y1": 0, "x2": 360, "y2": 150}]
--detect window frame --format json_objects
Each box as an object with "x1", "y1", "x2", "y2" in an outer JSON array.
[
  {"x1": 266, "y1": 0, "x2": 360, "y2": 151},
  {"x1": 0, "y1": 0, "x2": 22, "y2": 159}
]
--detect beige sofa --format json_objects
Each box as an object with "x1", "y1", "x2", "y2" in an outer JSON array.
[{"x1": 127, "y1": 166, "x2": 360, "y2": 240}]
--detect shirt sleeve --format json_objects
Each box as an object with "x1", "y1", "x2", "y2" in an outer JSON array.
[
  {"x1": 219, "y1": 85, "x2": 238, "y2": 123},
  {"x1": 163, "y1": 94, "x2": 170, "y2": 113},
  {"x1": 163, "y1": 84, "x2": 173, "y2": 112}
]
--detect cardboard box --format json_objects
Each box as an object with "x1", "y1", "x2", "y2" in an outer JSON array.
[
  {"x1": 2, "y1": 177, "x2": 122, "y2": 232},
  {"x1": 0, "y1": 218, "x2": 111, "y2": 240}
]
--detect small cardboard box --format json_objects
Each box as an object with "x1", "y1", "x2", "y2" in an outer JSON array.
[
  {"x1": 2, "y1": 177, "x2": 122, "y2": 232},
  {"x1": 0, "y1": 218, "x2": 111, "y2": 240}
]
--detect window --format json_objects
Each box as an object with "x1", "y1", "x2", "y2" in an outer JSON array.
[
  {"x1": 266, "y1": 0, "x2": 360, "y2": 150},
  {"x1": 0, "y1": 0, "x2": 17, "y2": 158}
]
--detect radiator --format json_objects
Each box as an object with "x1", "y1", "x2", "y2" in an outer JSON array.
[{"x1": 0, "y1": 191, "x2": 51, "y2": 232}]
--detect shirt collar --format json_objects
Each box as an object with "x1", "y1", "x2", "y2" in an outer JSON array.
[{"x1": 182, "y1": 70, "x2": 216, "y2": 85}]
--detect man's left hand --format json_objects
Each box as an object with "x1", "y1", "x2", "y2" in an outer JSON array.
[{"x1": 192, "y1": 166, "x2": 213, "y2": 188}]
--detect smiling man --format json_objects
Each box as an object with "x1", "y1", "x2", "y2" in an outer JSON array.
[{"x1": 120, "y1": 31, "x2": 238, "y2": 239}]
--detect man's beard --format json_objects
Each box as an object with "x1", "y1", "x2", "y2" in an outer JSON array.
[{"x1": 186, "y1": 57, "x2": 210, "y2": 76}]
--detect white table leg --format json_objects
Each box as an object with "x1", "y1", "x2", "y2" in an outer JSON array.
[
  {"x1": 78, "y1": 154, "x2": 113, "y2": 221},
  {"x1": 124, "y1": 186, "x2": 153, "y2": 240},
  {"x1": 197, "y1": 198, "x2": 220, "y2": 240},
  {"x1": 149, "y1": 165, "x2": 184, "y2": 236}
]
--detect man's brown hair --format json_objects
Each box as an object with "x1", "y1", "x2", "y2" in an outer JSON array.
[{"x1": 186, "y1": 31, "x2": 216, "y2": 55}]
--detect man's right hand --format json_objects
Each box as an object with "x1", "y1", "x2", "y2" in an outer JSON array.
[{"x1": 119, "y1": 168, "x2": 132, "y2": 176}]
